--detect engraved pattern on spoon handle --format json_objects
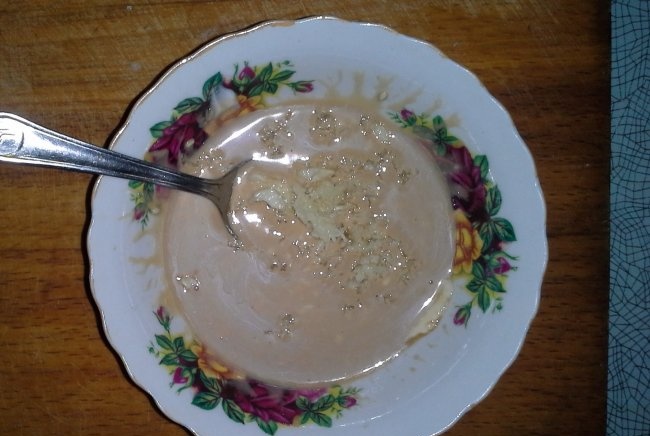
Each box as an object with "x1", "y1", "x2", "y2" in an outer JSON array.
[
  {"x1": 0, "y1": 115, "x2": 25, "y2": 156},
  {"x1": 0, "y1": 112, "x2": 213, "y2": 197}
]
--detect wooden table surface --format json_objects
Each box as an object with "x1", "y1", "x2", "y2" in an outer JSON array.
[{"x1": 0, "y1": 1, "x2": 609, "y2": 435}]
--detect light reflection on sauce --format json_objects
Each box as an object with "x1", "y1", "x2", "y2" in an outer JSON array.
[{"x1": 162, "y1": 104, "x2": 454, "y2": 387}]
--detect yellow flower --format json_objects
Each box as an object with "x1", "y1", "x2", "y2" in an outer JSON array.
[
  {"x1": 453, "y1": 210, "x2": 483, "y2": 274},
  {"x1": 202, "y1": 95, "x2": 266, "y2": 136},
  {"x1": 190, "y1": 342, "x2": 234, "y2": 380},
  {"x1": 236, "y1": 94, "x2": 264, "y2": 115}
]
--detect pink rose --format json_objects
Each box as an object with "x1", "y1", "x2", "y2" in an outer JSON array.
[
  {"x1": 400, "y1": 108, "x2": 416, "y2": 125},
  {"x1": 238, "y1": 65, "x2": 255, "y2": 80},
  {"x1": 149, "y1": 112, "x2": 207, "y2": 166},
  {"x1": 223, "y1": 381, "x2": 301, "y2": 425},
  {"x1": 172, "y1": 367, "x2": 188, "y2": 385},
  {"x1": 154, "y1": 306, "x2": 171, "y2": 327},
  {"x1": 493, "y1": 256, "x2": 512, "y2": 274},
  {"x1": 453, "y1": 304, "x2": 471, "y2": 326},
  {"x1": 291, "y1": 80, "x2": 314, "y2": 93},
  {"x1": 133, "y1": 205, "x2": 145, "y2": 221},
  {"x1": 296, "y1": 387, "x2": 327, "y2": 402},
  {"x1": 449, "y1": 146, "x2": 487, "y2": 219},
  {"x1": 339, "y1": 396, "x2": 357, "y2": 408}
]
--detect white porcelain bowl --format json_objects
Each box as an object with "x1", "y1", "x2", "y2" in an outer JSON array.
[{"x1": 88, "y1": 17, "x2": 547, "y2": 436}]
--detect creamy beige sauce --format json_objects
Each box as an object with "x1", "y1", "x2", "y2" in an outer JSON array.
[{"x1": 162, "y1": 104, "x2": 454, "y2": 387}]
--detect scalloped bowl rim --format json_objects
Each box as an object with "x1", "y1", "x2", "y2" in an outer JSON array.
[{"x1": 87, "y1": 16, "x2": 547, "y2": 436}]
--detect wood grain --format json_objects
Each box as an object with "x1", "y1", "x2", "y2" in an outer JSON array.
[{"x1": 0, "y1": 1, "x2": 609, "y2": 434}]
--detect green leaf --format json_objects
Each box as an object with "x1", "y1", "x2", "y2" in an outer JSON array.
[
  {"x1": 296, "y1": 397, "x2": 310, "y2": 411},
  {"x1": 478, "y1": 221, "x2": 494, "y2": 251},
  {"x1": 258, "y1": 62, "x2": 273, "y2": 83},
  {"x1": 444, "y1": 135, "x2": 459, "y2": 144},
  {"x1": 174, "y1": 97, "x2": 204, "y2": 115},
  {"x1": 202, "y1": 72, "x2": 223, "y2": 99},
  {"x1": 477, "y1": 289, "x2": 491, "y2": 312},
  {"x1": 178, "y1": 349, "x2": 198, "y2": 362},
  {"x1": 389, "y1": 112, "x2": 406, "y2": 127},
  {"x1": 491, "y1": 217, "x2": 517, "y2": 242},
  {"x1": 128, "y1": 180, "x2": 143, "y2": 189},
  {"x1": 159, "y1": 353, "x2": 178, "y2": 366},
  {"x1": 256, "y1": 418, "x2": 278, "y2": 435},
  {"x1": 432, "y1": 115, "x2": 445, "y2": 129},
  {"x1": 142, "y1": 181, "x2": 154, "y2": 196},
  {"x1": 310, "y1": 412, "x2": 333, "y2": 428},
  {"x1": 248, "y1": 83, "x2": 265, "y2": 98},
  {"x1": 192, "y1": 391, "x2": 220, "y2": 410},
  {"x1": 270, "y1": 69, "x2": 295, "y2": 83},
  {"x1": 486, "y1": 276, "x2": 506, "y2": 293},
  {"x1": 155, "y1": 334, "x2": 174, "y2": 351},
  {"x1": 486, "y1": 253, "x2": 501, "y2": 270},
  {"x1": 466, "y1": 278, "x2": 484, "y2": 294},
  {"x1": 222, "y1": 399, "x2": 246, "y2": 424},
  {"x1": 473, "y1": 155, "x2": 489, "y2": 180},
  {"x1": 300, "y1": 411, "x2": 313, "y2": 425},
  {"x1": 312, "y1": 394, "x2": 335, "y2": 412},
  {"x1": 485, "y1": 185, "x2": 502, "y2": 216},
  {"x1": 198, "y1": 370, "x2": 221, "y2": 394},
  {"x1": 173, "y1": 336, "x2": 185, "y2": 352},
  {"x1": 264, "y1": 81, "x2": 278, "y2": 94},
  {"x1": 471, "y1": 261, "x2": 486, "y2": 280},
  {"x1": 150, "y1": 120, "x2": 172, "y2": 138}
]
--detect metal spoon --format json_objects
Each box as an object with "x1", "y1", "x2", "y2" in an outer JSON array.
[{"x1": 0, "y1": 112, "x2": 246, "y2": 237}]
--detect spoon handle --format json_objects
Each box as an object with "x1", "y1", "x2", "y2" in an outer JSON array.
[{"x1": 0, "y1": 112, "x2": 209, "y2": 195}]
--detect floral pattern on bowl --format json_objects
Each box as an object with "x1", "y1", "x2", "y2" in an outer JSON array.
[
  {"x1": 389, "y1": 110, "x2": 518, "y2": 326},
  {"x1": 129, "y1": 61, "x2": 313, "y2": 226},
  {"x1": 150, "y1": 307, "x2": 358, "y2": 435}
]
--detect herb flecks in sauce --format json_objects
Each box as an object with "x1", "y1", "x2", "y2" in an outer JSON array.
[{"x1": 163, "y1": 104, "x2": 454, "y2": 387}]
